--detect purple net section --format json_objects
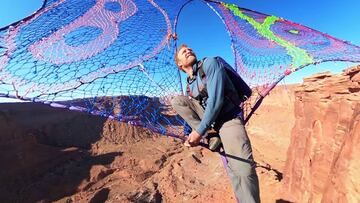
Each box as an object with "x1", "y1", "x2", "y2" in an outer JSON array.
[{"x1": 0, "y1": 0, "x2": 188, "y2": 136}]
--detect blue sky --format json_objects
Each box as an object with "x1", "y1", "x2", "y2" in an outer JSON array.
[{"x1": 1, "y1": 0, "x2": 360, "y2": 102}]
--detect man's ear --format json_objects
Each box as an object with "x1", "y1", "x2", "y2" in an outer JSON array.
[
  {"x1": 177, "y1": 64, "x2": 185, "y2": 72},
  {"x1": 177, "y1": 62, "x2": 183, "y2": 69}
]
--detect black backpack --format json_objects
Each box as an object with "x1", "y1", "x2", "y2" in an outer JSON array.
[{"x1": 191, "y1": 57, "x2": 252, "y2": 106}]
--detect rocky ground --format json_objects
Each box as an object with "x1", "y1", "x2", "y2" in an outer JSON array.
[
  {"x1": 0, "y1": 89, "x2": 292, "y2": 203},
  {"x1": 0, "y1": 65, "x2": 358, "y2": 203}
]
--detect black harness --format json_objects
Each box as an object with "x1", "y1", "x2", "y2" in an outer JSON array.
[{"x1": 186, "y1": 59, "x2": 208, "y2": 108}]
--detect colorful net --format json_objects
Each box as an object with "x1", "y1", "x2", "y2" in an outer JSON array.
[
  {"x1": 0, "y1": 0, "x2": 188, "y2": 136},
  {"x1": 206, "y1": 1, "x2": 360, "y2": 89},
  {"x1": 1, "y1": 0, "x2": 360, "y2": 137}
]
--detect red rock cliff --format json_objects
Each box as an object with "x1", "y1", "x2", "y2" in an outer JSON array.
[{"x1": 281, "y1": 66, "x2": 360, "y2": 202}]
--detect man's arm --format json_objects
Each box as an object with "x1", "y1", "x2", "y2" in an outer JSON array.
[{"x1": 196, "y1": 57, "x2": 226, "y2": 136}]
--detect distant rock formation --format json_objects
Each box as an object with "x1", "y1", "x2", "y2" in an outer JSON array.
[{"x1": 281, "y1": 65, "x2": 360, "y2": 202}]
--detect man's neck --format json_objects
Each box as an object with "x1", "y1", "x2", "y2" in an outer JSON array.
[{"x1": 183, "y1": 66, "x2": 193, "y2": 78}]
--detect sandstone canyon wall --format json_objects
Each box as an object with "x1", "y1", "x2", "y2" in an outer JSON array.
[{"x1": 281, "y1": 66, "x2": 360, "y2": 202}]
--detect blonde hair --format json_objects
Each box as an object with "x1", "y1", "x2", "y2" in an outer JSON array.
[{"x1": 174, "y1": 44, "x2": 188, "y2": 69}]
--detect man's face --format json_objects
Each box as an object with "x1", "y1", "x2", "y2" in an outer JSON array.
[{"x1": 177, "y1": 46, "x2": 197, "y2": 70}]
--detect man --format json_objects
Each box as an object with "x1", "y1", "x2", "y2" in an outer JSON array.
[{"x1": 171, "y1": 44, "x2": 260, "y2": 203}]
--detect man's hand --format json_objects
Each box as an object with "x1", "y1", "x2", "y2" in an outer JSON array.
[{"x1": 186, "y1": 130, "x2": 202, "y2": 146}]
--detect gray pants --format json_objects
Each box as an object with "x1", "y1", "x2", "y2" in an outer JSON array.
[{"x1": 171, "y1": 95, "x2": 260, "y2": 203}]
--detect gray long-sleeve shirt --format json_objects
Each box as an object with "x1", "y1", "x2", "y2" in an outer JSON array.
[{"x1": 187, "y1": 57, "x2": 241, "y2": 136}]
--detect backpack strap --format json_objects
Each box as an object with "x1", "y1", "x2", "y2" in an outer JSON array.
[
  {"x1": 186, "y1": 58, "x2": 206, "y2": 98},
  {"x1": 196, "y1": 58, "x2": 209, "y2": 106},
  {"x1": 198, "y1": 60, "x2": 206, "y2": 81},
  {"x1": 186, "y1": 83, "x2": 192, "y2": 97}
]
